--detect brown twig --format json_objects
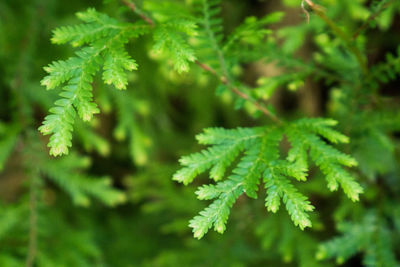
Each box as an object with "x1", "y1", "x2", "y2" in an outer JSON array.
[
  {"x1": 121, "y1": 0, "x2": 282, "y2": 124},
  {"x1": 301, "y1": 0, "x2": 310, "y2": 24},
  {"x1": 303, "y1": 0, "x2": 368, "y2": 75},
  {"x1": 304, "y1": 0, "x2": 315, "y2": 8},
  {"x1": 121, "y1": 0, "x2": 154, "y2": 26},
  {"x1": 353, "y1": 0, "x2": 394, "y2": 39},
  {"x1": 195, "y1": 61, "x2": 282, "y2": 124}
]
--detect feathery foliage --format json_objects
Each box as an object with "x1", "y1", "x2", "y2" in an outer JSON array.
[
  {"x1": 39, "y1": 8, "x2": 148, "y2": 156},
  {"x1": 317, "y1": 212, "x2": 399, "y2": 266},
  {"x1": 0, "y1": 123, "x2": 19, "y2": 171},
  {"x1": 174, "y1": 118, "x2": 362, "y2": 238},
  {"x1": 40, "y1": 153, "x2": 126, "y2": 207},
  {"x1": 145, "y1": 1, "x2": 198, "y2": 73},
  {"x1": 194, "y1": 0, "x2": 225, "y2": 70},
  {"x1": 1, "y1": 0, "x2": 400, "y2": 265},
  {"x1": 368, "y1": 45, "x2": 400, "y2": 90}
]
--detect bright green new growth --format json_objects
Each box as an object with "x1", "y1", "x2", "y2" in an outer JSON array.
[
  {"x1": 39, "y1": 8, "x2": 148, "y2": 156},
  {"x1": 174, "y1": 118, "x2": 363, "y2": 239},
  {"x1": 143, "y1": 1, "x2": 198, "y2": 72},
  {"x1": 39, "y1": 6, "x2": 200, "y2": 157}
]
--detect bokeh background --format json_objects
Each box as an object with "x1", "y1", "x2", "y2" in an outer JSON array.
[{"x1": 0, "y1": 0, "x2": 400, "y2": 266}]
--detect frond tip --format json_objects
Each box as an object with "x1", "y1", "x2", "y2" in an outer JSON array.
[{"x1": 151, "y1": 18, "x2": 197, "y2": 73}]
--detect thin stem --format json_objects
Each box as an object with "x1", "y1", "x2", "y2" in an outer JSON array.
[
  {"x1": 26, "y1": 175, "x2": 39, "y2": 267},
  {"x1": 195, "y1": 61, "x2": 282, "y2": 124},
  {"x1": 301, "y1": 0, "x2": 310, "y2": 24},
  {"x1": 121, "y1": 0, "x2": 154, "y2": 26},
  {"x1": 122, "y1": 0, "x2": 282, "y2": 124},
  {"x1": 305, "y1": 0, "x2": 368, "y2": 75},
  {"x1": 353, "y1": 0, "x2": 395, "y2": 39}
]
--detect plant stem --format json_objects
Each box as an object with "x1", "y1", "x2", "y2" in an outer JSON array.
[
  {"x1": 121, "y1": 0, "x2": 154, "y2": 26},
  {"x1": 195, "y1": 61, "x2": 282, "y2": 124},
  {"x1": 121, "y1": 0, "x2": 282, "y2": 124},
  {"x1": 305, "y1": 0, "x2": 368, "y2": 75},
  {"x1": 353, "y1": 0, "x2": 395, "y2": 39},
  {"x1": 26, "y1": 175, "x2": 39, "y2": 267}
]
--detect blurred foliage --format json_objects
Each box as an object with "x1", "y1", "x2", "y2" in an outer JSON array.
[{"x1": 0, "y1": 0, "x2": 400, "y2": 266}]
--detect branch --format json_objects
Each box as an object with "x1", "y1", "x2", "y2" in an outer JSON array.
[
  {"x1": 26, "y1": 175, "x2": 39, "y2": 267},
  {"x1": 353, "y1": 0, "x2": 395, "y2": 39},
  {"x1": 121, "y1": 0, "x2": 154, "y2": 26},
  {"x1": 304, "y1": 0, "x2": 368, "y2": 75},
  {"x1": 121, "y1": 0, "x2": 282, "y2": 124},
  {"x1": 301, "y1": 0, "x2": 310, "y2": 24},
  {"x1": 195, "y1": 61, "x2": 282, "y2": 124}
]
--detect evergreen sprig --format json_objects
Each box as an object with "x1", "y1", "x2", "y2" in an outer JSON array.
[
  {"x1": 41, "y1": 152, "x2": 126, "y2": 207},
  {"x1": 144, "y1": 1, "x2": 198, "y2": 72},
  {"x1": 194, "y1": 0, "x2": 225, "y2": 71},
  {"x1": 39, "y1": 8, "x2": 149, "y2": 156},
  {"x1": 174, "y1": 118, "x2": 363, "y2": 238},
  {"x1": 0, "y1": 123, "x2": 19, "y2": 171},
  {"x1": 317, "y1": 212, "x2": 399, "y2": 266},
  {"x1": 368, "y1": 45, "x2": 400, "y2": 89}
]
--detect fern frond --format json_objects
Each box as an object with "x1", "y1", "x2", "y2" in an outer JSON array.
[
  {"x1": 144, "y1": 1, "x2": 198, "y2": 73},
  {"x1": 363, "y1": 225, "x2": 399, "y2": 267},
  {"x1": 196, "y1": 127, "x2": 263, "y2": 145},
  {"x1": 189, "y1": 175, "x2": 243, "y2": 239},
  {"x1": 256, "y1": 216, "x2": 324, "y2": 267},
  {"x1": 173, "y1": 127, "x2": 261, "y2": 184},
  {"x1": 51, "y1": 8, "x2": 124, "y2": 47},
  {"x1": 112, "y1": 89, "x2": 151, "y2": 166},
  {"x1": 317, "y1": 221, "x2": 366, "y2": 264},
  {"x1": 223, "y1": 12, "x2": 284, "y2": 54},
  {"x1": 352, "y1": 110, "x2": 400, "y2": 179},
  {"x1": 75, "y1": 120, "x2": 110, "y2": 156},
  {"x1": 287, "y1": 118, "x2": 363, "y2": 201},
  {"x1": 176, "y1": 118, "x2": 362, "y2": 238},
  {"x1": 264, "y1": 169, "x2": 314, "y2": 229},
  {"x1": 152, "y1": 20, "x2": 197, "y2": 73},
  {"x1": 102, "y1": 45, "x2": 138, "y2": 90},
  {"x1": 41, "y1": 153, "x2": 126, "y2": 206},
  {"x1": 368, "y1": 46, "x2": 400, "y2": 89},
  {"x1": 239, "y1": 143, "x2": 266, "y2": 199},
  {"x1": 173, "y1": 143, "x2": 244, "y2": 185},
  {"x1": 200, "y1": 0, "x2": 223, "y2": 45},
  {"x1": 40, "y1": 47, "x2": 101, "y2": 156},
  {"x1": 194, "y1": 0, "x2": 224, "y2": 70},
  {"x1": 294, "y1": 118, "x2": 349, "y2": 144},
  {"x1": 317, "y1": 212, "x2": 399, "y2": 266},
  {"x1": 0, "y1": 124, "x2": 19, "y2": 171},
  {"x1": 39, "y1": 8, "x2": 150, "y2": 156},
  {"x1": 361, "y1": 109, "x2": 400, "y2": 132}
]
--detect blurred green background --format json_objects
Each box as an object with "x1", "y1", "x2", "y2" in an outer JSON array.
[{"x1": 0, "y1": 0, "x2": 400, "y2": 266}]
